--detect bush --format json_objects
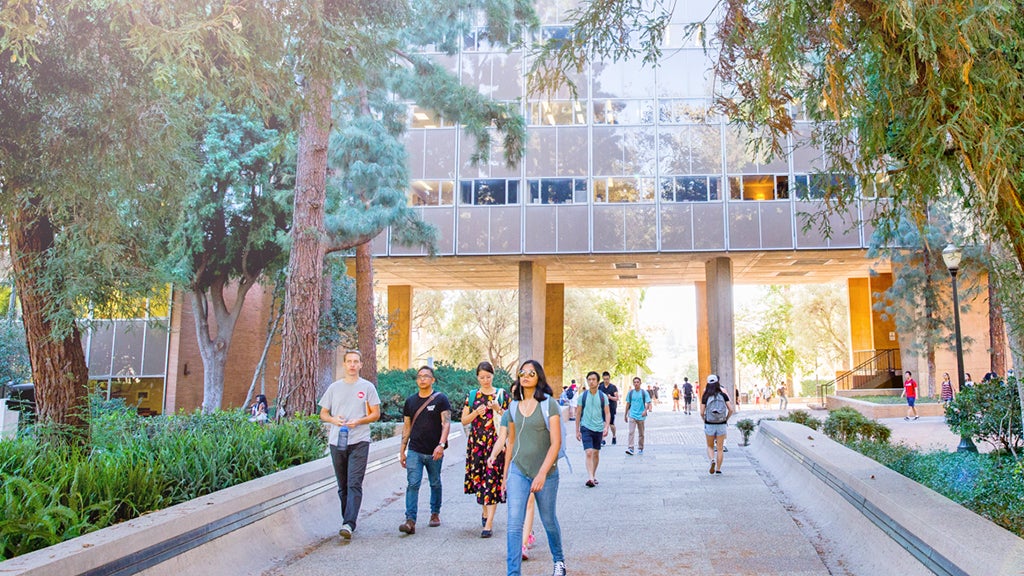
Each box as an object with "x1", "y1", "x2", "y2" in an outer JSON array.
[
  {"x1": 370, "y1": 421, "x2": 398, "y2": 441},
  {"x1": 945, "y1": 379, "x2": 1022, "y2": 452},
  {"x1": 800, "y1": 379, "x2": 827, "y2": 398},
  {"x1": 736, "y1": 418, "x2": 755, "y2": 445},
  {"x1": 822, "y1": 407, "x2": 890, "y2": 444},
  {"x1": 375, "y1": 362, "x2": 513, "y2": 422},
  {"x1": 778, "y1": 409, "x2": 821, "y2": 430}
]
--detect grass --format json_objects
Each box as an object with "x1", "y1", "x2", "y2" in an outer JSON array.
[
  {"x1": 0, "y1": 404, "x2": 326, "y2": 560},
  {"x1": 853, "y1": 395, "x2": 940, "y2": 404}
]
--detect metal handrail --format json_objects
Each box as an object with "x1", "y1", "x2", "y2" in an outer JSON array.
[{"x1": 819, "y1": 349, "x2": 901, "y2": 405}]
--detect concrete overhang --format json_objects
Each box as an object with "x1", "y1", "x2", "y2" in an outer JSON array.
[{"x1": 363, "y1": 249, "x2": 890, "y2": 290}]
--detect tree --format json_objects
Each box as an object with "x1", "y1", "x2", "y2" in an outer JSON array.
[
  {"x1": 789, "y1": 283, "x2": 850, "y2": 380},
  {"x1": 1, "y1": 3, "x2": 193, "y2": 436},
  {"x1": 427, "y1": 290, "x2": 520, "y2": 374},
  {"x1": 596, "y1": 292, "x2": 652, "y2": 377},
  {"x1": 165, "y1": 110, "x2": 292, "y2": 413},
  {"x1": 736, "y1": 287, "x2": 797, "y2": 391},
  {"x1": 563, "y1": 289, "x2": 617, "y2": 378}
]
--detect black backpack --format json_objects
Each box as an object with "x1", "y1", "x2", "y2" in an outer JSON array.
[{"x1": 579, "y1": 390, "x2": 607, "y2": 420}]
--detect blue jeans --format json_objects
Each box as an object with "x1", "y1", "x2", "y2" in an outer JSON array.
[
  {"x1": 330, "y1": 441, "x2": 369, "y2": 529},
  {"x1": 404, "y1": 450, "x2": 443, "y2": 522},
  {"x1": 506, "y1": 465, "x2": 563, "y2": 575}
]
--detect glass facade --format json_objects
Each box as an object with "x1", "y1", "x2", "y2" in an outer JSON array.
[{"x1": 387, "y1": 0, "x2": 873, "y2": 256}]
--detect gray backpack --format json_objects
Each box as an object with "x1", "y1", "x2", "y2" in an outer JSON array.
[{"x1": 705, "y1": 393, "x2": 729, "y2": 424}]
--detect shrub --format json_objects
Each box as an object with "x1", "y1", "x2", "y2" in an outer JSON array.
[
  {"x1": 376, "y1": 362, "x2": 514, "y2": 422},
  {"x1": 822, "y1": 407, "x2": 890, "y2": 444},
  {"x1": 778, "y1": 409, "x2": 821, "y2": 430},
  {"x1": 370, "y1": 421, "x2": 398, "y2": 441},
  {"x1": 945, "y1": 379, "x2": 1022, "y2": 452},
  {"x1": 800, "y1": 379, "x2": 827, "y2": 398},
  {"x1": 736, "y1": 418, "x2": 755, "y2": 445}
]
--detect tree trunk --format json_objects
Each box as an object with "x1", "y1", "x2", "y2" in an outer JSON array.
[
  {"x1": 989, "y1": 277, "x2": 1008, "y2": 376},
  {"x1": 356, "y1": 242, "x2": 377, "y2": 383},
  {"x1": 8, "y1": 199, "x2": 90, "y2": 439},
  {"x1": 276, "y1": 72, "x2": 332, "y2": 418},
  {"x1": 189, "y1": 281, "x2": 251, "y2": 413}
]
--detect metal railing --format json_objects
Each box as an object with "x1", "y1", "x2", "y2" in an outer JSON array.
[{"x1": 819, "y1": 349, "x2": 901, "y2": 405}]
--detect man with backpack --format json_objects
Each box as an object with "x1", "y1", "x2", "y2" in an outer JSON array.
[
  {"x1": 700, "y1": 374, "x2": 734, "y2": 474},
  {"x1": 624, "y1": 376, "x2": 652, "y2": 455},
  {"x1": 575, "y1": 371, "x2": 611, "y2": 487}
]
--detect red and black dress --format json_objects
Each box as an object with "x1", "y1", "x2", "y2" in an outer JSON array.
[{"x1": 463, "y1": 389, "x2": 510, "y2": 505}]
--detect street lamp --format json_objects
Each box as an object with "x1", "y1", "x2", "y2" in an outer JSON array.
[{"x1": 941, "y1": 244, "x2": 978, "y2": 453}]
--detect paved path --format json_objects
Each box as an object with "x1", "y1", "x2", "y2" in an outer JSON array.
[{"x1": 270, "y1": 407, "x2": 831, "y2": 576}]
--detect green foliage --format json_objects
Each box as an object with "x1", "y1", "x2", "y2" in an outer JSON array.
[
  {"x1": 370, "y1": 421, "x2": 398, "y2": 441},
  {"x1": 596, "y1": 294, "x2": 652, "y2": 376},
  {"x1": 856, "y1": 395, "x2": 939, "y2": 405},
  {"x1": 736, "y1": 418, "x2": 756, "y2": 445},
  {"x1": 375, "y1": 363, "x2": 514, "y2": 422},
  {"x1": 736, "y1": 287, "x2": 796, "y2": 388},
  {"x1": 822, "y1": 407, "x2": 891, "y2": 444},
  {"x1": 799, "y1": 379, "x2": 826, "y2": 398},
  {"x1": 0, "y1": 404, "x2": 325, "y2": 560},
  {"x1": 777, "y1": 409, "x2": 822, "y2": 431},
  {"x1": 946, "y1": 379, "x2": 1023, "y2": 454},
  {"x1": 0, "y1": 321, "x2": 30, "y2": 386}
]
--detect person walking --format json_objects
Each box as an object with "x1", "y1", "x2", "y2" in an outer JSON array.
[
  {"x1": 624, "y1": 377, "x2": 651, "y2": 455},
  {"x1": 682, "y1": 377, "x2": 694, "y2": 415},
  {"x1": 902, "y1": 370, "x2": 919, "y2": 420},
  {"x1": 671, "y1": 383, "x2": 681, "y2": 412},
  {"x1": 598, "y1": 371, "x2": 620, "y2": 445},
  {"x1": 318, "y1": 350, "x2": 382, "y2": 540},
  {"x1": 940, "y1": 372, "x2": 955, "y2": 405},
  {"x1": 398, "y1": 366, "x2": 452, "y2": 535},
  {"x1": 500, "y1": 360, "x2": 567, "y2": 576},
  {"x1": 777, "y1": 382, "x2": 788, "y2": 411},
  {"x1": 700, "y1": 374, "x2": 734, "y2": 474},
  {"x1": 461, "y1": 361, "x2": 508, "y2": 538},
  {"x1": 575, "y1": 371, "x2": 610, "y2": 487}
]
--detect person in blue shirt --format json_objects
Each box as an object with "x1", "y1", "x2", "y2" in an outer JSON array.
[
  {"x1": 574, "y1": 371, "x2": 610, "y2": 487},
  {"x1": 623, "y1": 377, "x2": 651, "y2": 455}
]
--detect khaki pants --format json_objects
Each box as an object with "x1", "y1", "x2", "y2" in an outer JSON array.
[{"x1": 627, "y1": 419, "x2": 646, "y2": 450}]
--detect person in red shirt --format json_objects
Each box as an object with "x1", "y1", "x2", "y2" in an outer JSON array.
[{"x1": 901, "y1": 370, "x2": 919, "y2": 420}]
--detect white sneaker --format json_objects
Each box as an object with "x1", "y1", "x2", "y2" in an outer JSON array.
[
  {"x1": 338, "y1": 523, "x2": 353, "y2": 539},
  {"x1": 552, "y1": 560, "x2": 567, "y2": 576}
]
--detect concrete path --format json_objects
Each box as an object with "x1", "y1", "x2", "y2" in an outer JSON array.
[{"x1": 269, "y1": 407, "x2": 831, "y2": 576}]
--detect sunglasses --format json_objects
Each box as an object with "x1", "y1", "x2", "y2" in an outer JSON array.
[{"x1": 518, "y1": 370, "x2": 537, "y2": 378}]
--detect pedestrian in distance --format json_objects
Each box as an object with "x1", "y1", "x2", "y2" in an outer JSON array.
[
  {"x1": 700, "y1": 374, "x2": 734, "y2": 474},
  {"x1": 624, "y1": 377, "x2": 652, "y2": 455},
  {"x1": 249, "y1": 394, "x2": 269, "y2": 423},
  {"x1": 575, "y1": 371, "x2": 610, "y2": 487},
  {"x1": 902, "y1": 370, "x2": 919, "y2": 420},
  {"x1": 462, "y1": 361, "x2": 509, "y2": 538},
  {"x1": 398, "y1": 366, "x2": 452, "y2": 535},
  {"x1": 777, "y1": 382, "x2": 788, "y2": 411},
  {"x1": 682, "y1": 377, "x2": 694, "y2": 415},
  {"x1": 671, "y1": 383, "x2": 681, "y2": 412},
  {"x1": 940, "y1": 372, "x2": 955, "y2": 406},
  {"x1": 318, "y1": 350, "x2": 382, "y2": 540},
  {"x1": 964, "y1": 373, "x2": 975, "y2": 388},
  {"x1": 598, "y1": 371, "x2": 620, "y2": 445},
  {"x1": 499, "y1": 360, "x2": 567, "y2": 576}
]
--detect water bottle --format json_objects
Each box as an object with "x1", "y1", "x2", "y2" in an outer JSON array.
[{"x1": 337, "y1": 424, "x2": 349, "y2": 449}]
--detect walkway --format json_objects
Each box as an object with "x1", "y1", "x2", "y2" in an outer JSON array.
[{"x1": 269, "y1": 406, "x2": 832, "y2": 576}]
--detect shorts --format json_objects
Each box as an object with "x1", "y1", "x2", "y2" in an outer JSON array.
[
  {"x1": 704, "y1": 423, "x2": 728, "y2": 438},
  {"x1": 608, "y1": 404, "x2": 617, "y2": 425},
  {"x1": 907, "y1": 397, "x2": 916, "y2": 407},
  {"x1": 684, "y1": 395, "x2": 693, "y2": 403},
  {"x1": 581, "y1": 427, "x2": 603, "y2": 450}
]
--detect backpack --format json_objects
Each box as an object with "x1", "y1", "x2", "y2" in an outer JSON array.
[
  {"x1": 705, "y1": 393, "x2": 729, "y2": 424},
  {"x1": 578, "y1": 390, "x2": 607, "y2": 421},
  {"x1": 468, "y1": 388, "x2": 505, "y2": 410},
  {"x1": 565, "y1": 387, "x2": 575, "y2": 400},
  {"x1": 509, "y1": 398, "x2": 573, "y2": 474}
]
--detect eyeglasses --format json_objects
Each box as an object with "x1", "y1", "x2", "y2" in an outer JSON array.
[
  {"x1": 518, "y1": 370, "x2": 537, "y2": 378},
  {"x1": 417, "y1": 374, "x2": 433, "y2": 380}
]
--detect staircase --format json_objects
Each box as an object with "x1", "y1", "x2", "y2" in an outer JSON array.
[{"x1": 818, "y1": 349, "x2": 902, "y2": 405}]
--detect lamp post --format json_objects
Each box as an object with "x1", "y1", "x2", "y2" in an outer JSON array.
[{"x1": 942, "y1": 244, "x2": 978, "y2": 453}]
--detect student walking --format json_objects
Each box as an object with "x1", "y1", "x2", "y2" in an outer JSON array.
[
  {"x1": 398, "y1": 366, "x2": 452, "y2": 534},
  {"x1": 318, "y1": 350, "x2": 382, "y2": 539},
  {"x1": 462, "y1": 361, "x2": 509, "y2": 538},
  {"x1": 624, "y1": 377, "x2": 651, "y2": 455},
  {"x1": 671, "y1": 384, "x2": 681, "y2": 412},
  {"x1": 682, "y1": 377, "x2": 694, "y2": 415},
  {"x1": 777, "y1": 382, "x2": 788, "y2": 410},
  {"x1": 500, "y1": 360, "x2": 567, "y2": 576},
  {"x1": 940, "y1": 372, "x2": 955, "y2": 405},
  {"x1": 700, "y1": 374, "x2": 734, "y2": 474},
  {"x1": 902, "y1": 371, "x2": 919, "y2": 420},
  {"x1": 598, "y1": 372, "x2": 620, "y2": 445},
  {"x1": 575, "y1": 371, "x2": 610, "y2": 487}
]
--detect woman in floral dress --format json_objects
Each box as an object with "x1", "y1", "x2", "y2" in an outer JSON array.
[{"x1": 461, "y1": 361, "x2": 509, "y2": 538}]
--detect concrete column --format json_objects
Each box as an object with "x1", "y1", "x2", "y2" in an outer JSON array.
[
  {"x1": 387, "y1": 285, "x2": 413, "y2": 370},
  {"x1": 705, "y1": 257, "x2": 736, "y2": 398},
  {"x1": 544, "y1": 283, "x2": 565, "y2": 394},
  {"x1": 518, "y1": 261, "x2": 547, "y2": 368},
  {"x1": 695, "y1": 281, "x2": 711, "y2": 386}
]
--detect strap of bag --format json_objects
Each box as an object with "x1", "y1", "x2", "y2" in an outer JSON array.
[{"x1": 410, "y1": 392, "x2": 440, "y2": 431}]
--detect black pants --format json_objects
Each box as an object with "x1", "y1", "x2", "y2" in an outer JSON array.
[{"x1": 330, "y1": 441, "x2": 370, "y2": 529}]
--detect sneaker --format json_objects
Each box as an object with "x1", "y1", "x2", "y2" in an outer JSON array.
[
  {"x1": 723, "y1": 446, "x2": 728, "y2": 453},
  {"x1": 339, "y1": 523, "x2": 353, "y2": 539},
  {"x1": 913, "y1": 416, "x2": 919, "y2": 420},
  {"x1": 527, "y1": 533, "x2": 536, "y2": 548},
  {"x1": 481, "y1": 529, "x2": 493, "y2": 538},
  {"x1": 398, "y1": 519, "x2": 416, "y2": 534},
  {"x1": 601, "y1": 440, "x2": 606, "y2": 446},
  {"x1": 625, "y1": 448, "x2": 635, "y2": 455},
  {"x1": 904, "y1": 416, "x2": 910, "y2": 421},
  {"x1": 715, "y1": 470, "x2": 722, "y2": 474},
  {"x1": 429, "y1": 513, "x2": 441, "y2": 527},
  {"x1": 552, "y1": 560, "x2": 567, "y2": 576},
  {"x1": 611, "y1": 437, "x2": 617, "y2": 445},
  {"x1": 522, "y1": 545, "x2": 530, "y2": 560},
  {"x1": 638, "y1": 449, "x2": 644, "y2": 455},
  {"x1": 709, "y1": 460, "x2": 716, "y2": 474}
]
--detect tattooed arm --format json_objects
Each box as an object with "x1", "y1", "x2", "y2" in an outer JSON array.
[{"x1": 433, "y1": 410, "x2": 451, "y2": 461}]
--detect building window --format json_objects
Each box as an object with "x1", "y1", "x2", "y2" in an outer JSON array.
[
  {"x1": 793, "y1": 173, "x2": 855, "y2": 200},
  {"x1": 658, "y1": 99, "x2": 717, "y2": 124},
  {"x1": 594, "y1": 177, "x2": 655, "y2": 203},
  {"x1": 407, "y1": 105, "x2": 454, "y2": 129},
  {"x1": 660, "y1": 176, "x2": 722, "y2": 202},
  {"x1": 528, "y1": 178, "x2": 588, "y2": 204},
  {"x1": 527, "y1": 100, "x2": 586, "y2": 125},
  {"x1": 460, "y1": 179, "x2": 519, "y2": 205},
  {"x1": 593, "y1": 99, "x2": 655, "y2": 125},
  {"x1": 728, "y1": 174, "x2": 790, "y2": 200},
  {"x1": 409, "y1": 180, "x2": 455, "y2": 206}
]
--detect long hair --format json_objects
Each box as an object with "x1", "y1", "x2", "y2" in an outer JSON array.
[
  {"x1": 701, "y1": 380, "x2": 723, "y2": 403},
  {"x1": 476, "y1": 361, "x2": 494, "y2": 375},
  {"x1": 513, "y1": 360, "x2": 553, "y2": 401}
]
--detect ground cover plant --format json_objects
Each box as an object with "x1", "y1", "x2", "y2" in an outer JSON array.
[
  {"x1": 854, "y1": 395, "x2": 940, "y2": 405},
  {"x1": 0, "y1": 398, "x2": 325, "y2": 560}
]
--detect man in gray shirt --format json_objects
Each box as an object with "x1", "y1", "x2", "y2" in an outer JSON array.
[{"x1": 319, "y1": 350, "x2": 381, "y2": 539}]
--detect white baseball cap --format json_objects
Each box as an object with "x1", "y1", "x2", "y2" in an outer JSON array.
[{"x1": 707, "y1": 374, "x2": 719, "y2": 384}]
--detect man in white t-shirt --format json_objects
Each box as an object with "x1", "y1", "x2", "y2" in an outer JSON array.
[{"x1": 319, "y1": 350, "x2": 381, "y2": 539}]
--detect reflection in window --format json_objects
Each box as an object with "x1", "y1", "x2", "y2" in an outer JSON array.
[
  {"x1": 531, "y1": 25, "x2": 572, "y2": 46},
  {"x1": 594, "y1": 177, "x2": 655, "y2": 203},
  {"x1": 728, "y1": 175, "x2": 789, "y2": 200},
  {"x1": 528, "y1": 178, "x2": 588, "y2": 204},
  {"x1": 593, "y1": 99, "x2": 655, "y2": 125},
  {"x1": 660, "y1": 176, "x2": 722, "y2": 202},
  {"x1": 407, "y1": 105, "x2": 454, "y2": 128},
  {"x1": 409, "y1": 180, "x2": 455, "y2": 206},
  {"x1": 658, "y1": 99, "x2": 717, "y2": 123},
  {"x1": 527, "y1": 100, "x2": 586, "y2": 125},
  {"x1": 793, "y1": 173, "x2": 855, "y2": 200},
  {"x1": 864, "y1": 173, "x2": 893, "y2": 198},
  {"x1": 463, "y1": 27, "x2": 509, "y2": 51},
  {"x1": 460, "y1": 179, "x2": 520, "y2": 205}
]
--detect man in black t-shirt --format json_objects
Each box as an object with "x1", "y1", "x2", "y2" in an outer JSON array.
[
  {"x1": 399, "y1": 366, "x2": 452, "y2": 534},
  {"x1": 598, "y1": 371, "x2": 620, "y2": 445},
  {"x1": 682, "y1": 377, "x2": 694, "y2": 415}
]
